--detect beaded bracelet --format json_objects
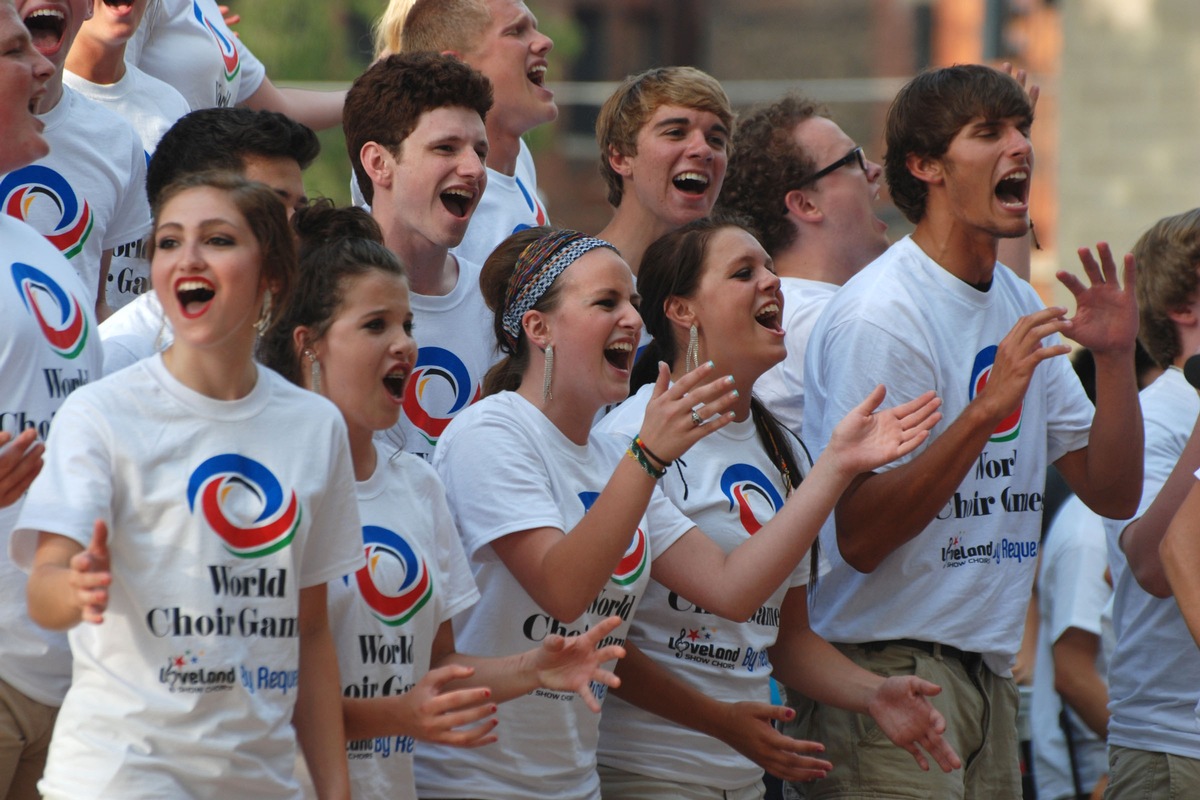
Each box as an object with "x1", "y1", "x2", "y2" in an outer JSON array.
[
  {"x1": 634, "y1": 435, "x2": 671, "y2": 470},
  {"x1": 627, "y1": 436, "x2": 667, "y2": 479}
]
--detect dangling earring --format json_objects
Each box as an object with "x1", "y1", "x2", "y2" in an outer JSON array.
[
  {"x1": 542, "y1": 343, "x2": 554, "y2": 402},
  {"x1": 685, "y1": 324, "x2": 700, "y2": 373},
  {"x1": 305, "y1": 349, "x2": 322, "y2": 394},
  {"x1": 255, "y1": 291, "x2": 273, "y2": 335}
]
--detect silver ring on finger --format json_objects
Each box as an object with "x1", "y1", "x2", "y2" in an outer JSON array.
[{"x1": 691, "y1": 408, "x2": 703, "y2": 427}]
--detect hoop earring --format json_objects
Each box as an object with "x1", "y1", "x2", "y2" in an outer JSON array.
[
  {"x1": 685, "y1": 324, "x2": 700, "y2": 373},
  {"x1": 305, "y1": 349, "x2": 322, "y2": 395},
  {"x1": 543, "y1": 343, "x2": 554, "y2": 402},
  {"x1": 255, "y1": 291, "x2": 273, "y2": 335}
]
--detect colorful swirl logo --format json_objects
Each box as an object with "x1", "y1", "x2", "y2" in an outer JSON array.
[
  {"x1": 193, "y1": 0, "x2": 240, "y2": 81},
  {"x1": 512, "y1": 175, "x2": 547, "y2": 234},
  {"x1": 580, "y1": 491, "x2": 648, "y2": 586},
  {"x1": 187, "y1": 454, "x2": 301, "y2": 558},
  {"x1": 969, "y1": 345, "x2": 1022, "y2": 442},
  {"x1": 720, "y1": 463, "x2": 785, "y2": 535},
  {"x1": 10, "y1": 263, "x2": 89, "y2": 359},
  {"x1": 1, "y1": 166, "x2": 93, "y2": 259},
  {"x1": 402, "y1": 346, "x2": 480, "y2": 447},
  {"x1": 353, "y1": 526, "x2": 434, "y2": 626}
]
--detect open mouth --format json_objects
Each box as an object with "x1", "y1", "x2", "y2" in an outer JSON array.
[
  {"x1": 994, "y1": 170, "x2": 1030, "y2": 209},
  {"x1": 23, "y1": 8, "x2": 66, "y2": 56},
  {"x1": 102, "y1": 0, "x2": 135, "y2": 8},
  {"x1": 604, "y1": 340, "x2": 634, "y2": 372},
  {"x1": 672, "y1": 172, "x2": 710, "y2": 196},
  {"x1": 754, "y1": 302, "x2": 782, "y2": 333},
  {"x1": 382, "y1": 368, "x2": 409, "y2": 400},
  {"x1": 439, "y1": 188, "x2": 474, "y2": 219},
  {"x1": 176, "y1": 279, "x2": 215, "y2": 318},
  {"x1": 527, "y1": 65, "x2": 547, "y2": 87}
]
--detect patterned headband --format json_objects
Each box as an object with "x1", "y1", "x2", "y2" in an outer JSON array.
[{"x1": 501, "y1": 230, "x2": 616, "y2": 347}]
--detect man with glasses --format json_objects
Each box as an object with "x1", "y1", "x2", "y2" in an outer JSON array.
[
  {"x1": 719, "y1": 95, "x2": 889, "y2": 435},
  {"x1": 791, "y1": 64, "x2": 1142, "y2": 799}
]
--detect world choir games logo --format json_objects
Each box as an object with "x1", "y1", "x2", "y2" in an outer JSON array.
[
  {"x1": 351, "y1": 525, "x2": 434, "y2": 627},
  {"x1": 511, "y1": 174, "x2": 547, "y2": 234},
  {"x1": 969, "y1": 345, "x2": 1023, "y2": 442},
  {"x1": 1, "y1": 166, "x2": 93, "y2": 259},
  {"x1": 193, "y1": 0, "x2": 240, "y2": 81},
  {"x1": 402, "y1": 346, "x2": 480, "y2": 446},
  {"x1": 10, "y1": 263, "x2": 89, "y2": 359},
  {"x1": 579, "y1": 491, "x2": 648, "y2": 586},
  {"x1": 187, "y1": 454, "x2": 301, "y2": 558},
  {"x1": 720, "y1": 464, "x2": 785, "y2": 535}
]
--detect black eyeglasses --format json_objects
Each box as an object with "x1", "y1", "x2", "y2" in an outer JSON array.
[{"x1": 796, "y1": 146, "x2": 867, "y2": 187}]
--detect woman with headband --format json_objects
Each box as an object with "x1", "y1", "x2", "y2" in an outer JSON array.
[{"x1": 414, "y1": 226, "x2": 942, "y2": 800}]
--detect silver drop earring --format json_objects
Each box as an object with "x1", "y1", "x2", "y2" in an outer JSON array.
[
  {"x1": 543, "y1": 343, "x2": 554, "y2": 402},
  {"x1": 306, "y1": 349, "x2": 322, "y2": 395},
  {"x1": 255, "y1": 291, "x2": 273, "y2": 335},
  {"x1": 685, "y1": 324, "x2": 700, "y2": 373}
]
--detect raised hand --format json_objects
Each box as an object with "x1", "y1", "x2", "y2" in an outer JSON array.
[
  {"x1": 0, "y1": 428, "x2": 44, "y2": 508},
  {"x1": 973, "y1": 306, "x2": 1072, "y2": 427},
  {"x1": 397, "y1": 664, "x2": 498, "y2": 747},
  {"x1": 825, "y1": 386, "x2": 942, "y2": 476},
  {"x1": 1059, "y1": 243, "x2": 1138, "y2": 355},
  {"x1": 866, "y1": 676, "x2": 961, "y2": 773},
  {"x1": 638, "y1": 361, "x2": 739, "y2": 464},
  {"x1": 532, "y1": 615, "x2": 627, "y2": 713},
  {"x1": 69, "y1": 519, "x2": 112, "y2": 624},
  {"x1": 1001, "y1": 61, "x2": 1040, "y2": 113},
  {"x1": 714, "y1": 701, "x2": 832, "y2": 783}
]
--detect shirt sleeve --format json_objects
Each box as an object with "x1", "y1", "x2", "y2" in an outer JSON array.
[{"x1": 298, "y1": 413, "x2": 365, "y2": 587}]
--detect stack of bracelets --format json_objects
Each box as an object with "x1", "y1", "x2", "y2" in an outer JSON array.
[{"x1": 627, "y1": 434, "x2": 671, "y2": 479}]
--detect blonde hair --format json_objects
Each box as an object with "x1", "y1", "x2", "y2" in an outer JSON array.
[{"x1": 372, "y1": 0, "x2": 416, "y2": 59}]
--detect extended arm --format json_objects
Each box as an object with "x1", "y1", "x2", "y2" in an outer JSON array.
[
  {"x1": 653, "y1": 387, "x2": 941, "y2": 618},
  {"x1": 27, "y1": 522, "x2": 111, "y2": 629},
  {"x1": 1160, "y1": 479, "x2": 1200, "y2": 641},
  {"x1": 243, "y1": 77, "x2": 346, "y2": 132},
  {"x1": 1051, "y1": 627, "x2": 1108, "y2": 739},
  {"x1": 610, "y1": 640, "x2": 832, "y2": 783},
  {"x1": 492, "y1": 364, "x2": 738, "y2": 622},
  {"x1": 294, "y1": 584, "x2": 351, "y2": 800},
  {"x1": 768, "y1": 589, "x2": 960, "y2": 773}
]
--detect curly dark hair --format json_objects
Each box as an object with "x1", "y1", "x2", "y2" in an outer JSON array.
[{"x1": 718, "y1": 95, "x2": 822, "y2": 257}]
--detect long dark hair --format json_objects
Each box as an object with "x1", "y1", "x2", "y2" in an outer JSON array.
[{"x1": 634, "y1": 214, "x2": 819, "y2": 585}]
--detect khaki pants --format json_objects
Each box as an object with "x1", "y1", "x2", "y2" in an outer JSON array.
[
  {"x1": 781, "y1": 641, "x2": 1021, "y2": 799},
  {"x1": 0, "y1": 676, "x2": 59, "y2": 800},
  {"x1": 1105, "y1": 745, "x2": 1200, "y2": 800},
  {"x1": 598, "y1": 763, "x2": 765, "y2": 800}
]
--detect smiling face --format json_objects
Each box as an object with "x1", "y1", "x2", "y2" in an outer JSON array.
[
  {"x1": 686, "y1": 226, "x2": 785, "y2": 383},
  {"x1": 533, "y1": 248, "x2": 642, "y2": 410},
  {"x1": 463, "y1": 0, "x2": 554, "y2": 139},
  {"x1": 792, "y1": 115, "x2": 890, "y2": 271},
  {"x1": 0, "y1": 1, "x2": 54, "y2": 171},
  {"x1": 310, "y1": 269, "x2": 416, "y2": 439},
  {"x1": 17, "y1": 0, "x2": 91, "y2": 109},
  {"x1": 611, "y1": 103, "x2": 729, "y2": 229},
  {"x1": 386, "y1": 105, "x2": 488, "y2": 250},
  {"x1": 151, "y1": 185, "x2": 265, "y2": 356},
  {"x1": 75, "y1": 0, "x2": 144, "y2": 48},
  {"x1": 926, "y1": 115, "x2": 1033, "y2": 241}
]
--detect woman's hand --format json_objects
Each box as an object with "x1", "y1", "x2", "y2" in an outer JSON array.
[
  {"x1": 638, "y1": 361, "x2": 740, "y2": 464},
  {"x1": 713, "y1": 701, "x2": 833, "y2": 783},
  {"x1": 70, "y1": 519, "x2": 112, "y2": 624},
  {"x1": 395, "y1": 664, "x2": 499, "y2": 747},
  {"x1": 825, "y1": 386, "x2": 942, "y2": 478},
  {"x1": 530, "y1": 615, "x2": 626, "y2": 713}
]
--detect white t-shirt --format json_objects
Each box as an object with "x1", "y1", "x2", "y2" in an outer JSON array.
[
  {"x1": 98, "y1": 290, "x2": 170, "y2": 374},
  {"x1": 0, "y1": 216, "x2": 103, "y2": 707},
  {"x1": 0, "y1": 87, "x2": 152, "y2": 311},
  {"x1": 126, "y1": 0, "x2": 267, "y2": 111},
  {"x1": 414, "y1": 391, "x2": 694, "y2": 800},
  {"x1": 1105, "y1": 366, "x2": 1200, "y2": 759},
  {"x1": 64, "y1": 63, "x2": 190, "y2": 155},
  {"x1": 386, "y1": 256, "x2": 499, "y2": 461},
  {"x1": 450, "y1": 140, "x2": 548, "y2": 267},
  {"x1": 13, "y1": 356, "x2": 364, "y2": 799},
  {"x1": 803, "y1": 236, "x2": 1093, "y2": 674},
  {"x1": 595, "y1": 383, "x2": 813, "y2": 789},
  {"x1": 754, "y1": 277, "x2": 837, "y2": 437},
  {"x1": 1031, "y1": 494, "x2": 1109, "y2": 800},
  {"x1": 332, "y1": 441, "x2": 478, "y2": 800}
]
